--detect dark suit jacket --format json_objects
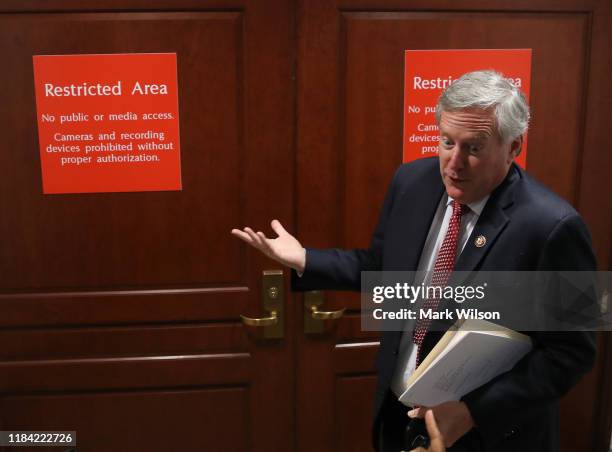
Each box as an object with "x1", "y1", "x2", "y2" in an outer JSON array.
[{"x1": 292, "y1": 157, "x2": 597, "y2": 451}]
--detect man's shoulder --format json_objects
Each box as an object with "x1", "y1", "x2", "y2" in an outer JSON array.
[
  {"x1": 396, "y1": 156, "x2": 439, "y2": 175},
  {"x1": 392, "y1": 157, "x2": 440, "y2": 188},
  {"x1": 507, "y1": 166, "x2": 596, "y2": 269},
  {"x1": 513, "y1": 167, "x2": 579, "y2": 223}
]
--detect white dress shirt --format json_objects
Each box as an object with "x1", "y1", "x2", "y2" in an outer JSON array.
[{"x1": 390, "y1": 193, "x2": 489, "y2": 398}]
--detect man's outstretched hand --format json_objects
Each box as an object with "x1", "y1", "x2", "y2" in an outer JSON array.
[{"x1": 231, "y1": 220, "x2": 306, "y2": 273}]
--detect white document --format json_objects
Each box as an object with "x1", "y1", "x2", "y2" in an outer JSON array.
[{"x1": 399, "y1": 319, "x2": 532, "y2": 407}]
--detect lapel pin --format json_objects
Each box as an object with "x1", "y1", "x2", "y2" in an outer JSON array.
[{"x1": 474, "y1": 235, "x2": 486, "y2": 248}]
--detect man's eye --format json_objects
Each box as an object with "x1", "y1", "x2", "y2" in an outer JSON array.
[
  {"x1": 441, "y1": 138, "x2": 453, "y2": 147},
  {"x1": 468, "y1": 144, "x2": 482, "y2": 153}
]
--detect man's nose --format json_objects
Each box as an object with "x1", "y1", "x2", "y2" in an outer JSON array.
[{"x1": 447, "y1": 147, "x2": 465, "y2": 171}]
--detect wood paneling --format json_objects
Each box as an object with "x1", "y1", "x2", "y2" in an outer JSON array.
[
  {"x1": 0, "y1": 353, "x2": 251, "y2": 392},
  {"x1": 335, "y1": 376, "x2": 378, "y2": 452},
  {"x1": 0, "y1": 12, "x2": 245, "y2": 290},
  {"x1": 2, "y1": 387, "x2": 249, "y2": 452},
  {"x1": 0, "y1": 1, "x2": 295, "y2": 451},
  {"x1": 297, "y1": 1, "x2": 611, "y2": 451},
  {"x1": 0, "y1": 290, "x2": 248, "y2": 327},
  {"x1": 333, "y1": 342, "x2": 378, "y2": 373},
  {"x1": 0, "y1": 323, "x2": 248, "y2": 360}
]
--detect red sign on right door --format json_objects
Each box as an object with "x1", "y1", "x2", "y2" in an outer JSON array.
[{"x1": 403, "y1": 49, "x2": 532, "y2": 167}]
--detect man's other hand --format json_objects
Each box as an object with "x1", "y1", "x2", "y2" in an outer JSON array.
[
  {"x1": 231, "y1": 220, "x2": 306, "y2": 273},
  {"x1": 410, "y1": 410, "x2": 446, "y2": 452},
  {"x1": 408, "y1": 401, "x2": 474, "y2": 448}
]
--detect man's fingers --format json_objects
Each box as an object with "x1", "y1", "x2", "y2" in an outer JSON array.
[
  {"x1": 424, "y1": 410, "x2": 442, "y2": 441},
  {"x1": 270, "y1": 219, "x2": 288, "y2": 237},
  {"x1": 407, "y1": 407, "x2": 426, "y2": 419},
  {"x1": 244, "y1": 227, "x2": 265, "y2": 249},
  {"x1": 231, "y1": 229, "x2": 254, "y2": 244}
]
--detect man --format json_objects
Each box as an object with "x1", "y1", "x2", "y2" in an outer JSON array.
[{"x1": 232, "y1": 70, "x2": 596, "y2": 451}]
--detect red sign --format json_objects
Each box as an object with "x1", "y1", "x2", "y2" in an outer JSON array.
[
  {"x1": 32, "y1": 53, "x2": 182, "y2": 194},
  {"x1": 403, "y1": 49, "x2": 532, "y2": 167}
]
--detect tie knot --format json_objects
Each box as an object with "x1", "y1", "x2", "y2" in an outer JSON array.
[{"x1": 452, "y1": 200, "x2": 469, "y2": 217}]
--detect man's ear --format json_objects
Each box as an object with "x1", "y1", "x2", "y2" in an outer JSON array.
[{"x1": 509, "y1": 136, "x2": 523, "y2": 161}]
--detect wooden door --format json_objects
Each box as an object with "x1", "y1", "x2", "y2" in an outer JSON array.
[
  {"x1": 295, "y1": 1, "x2": 612, "y2": 451},
  {"x1": 1, "y1": 1, "x2": 611, "y2": 452},
  {"x1": 0, "y1": 1, "x2": 295, "y2": 451}
]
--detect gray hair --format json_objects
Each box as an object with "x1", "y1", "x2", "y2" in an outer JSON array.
[{"x1": 435, "y1": 70, "x2": 530, "y2": 143}]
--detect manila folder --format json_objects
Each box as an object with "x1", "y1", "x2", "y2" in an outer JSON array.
[{"x1": 399, "y1": 319, "x2": 532, "y2": 407}]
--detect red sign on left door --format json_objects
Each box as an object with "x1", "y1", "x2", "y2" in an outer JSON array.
[{"x1": 32, "y1": 53, "x2": 182, "y2": 194}]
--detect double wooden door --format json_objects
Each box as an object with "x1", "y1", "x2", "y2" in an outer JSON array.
[{"x1": 0, "y1": 0, "x2": 610, "y2": 451}]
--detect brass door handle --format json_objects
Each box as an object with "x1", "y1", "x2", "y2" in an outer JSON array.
[
  {"x1": 304, "y1": 291, "x2": 345, "y2": 334},
  {"x1": 310, "y1": 305, "x2": 345, "y2": 320},
  {"x1": 240, "y1": 270, "x2": 284, "y2": 338},
  {"x1": 240, "y1": 311, "x2": 278, "y2": 326}
]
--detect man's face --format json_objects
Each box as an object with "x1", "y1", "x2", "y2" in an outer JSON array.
[{"x1": 438, "y1": 109, "x2": 520, "y2": 204}]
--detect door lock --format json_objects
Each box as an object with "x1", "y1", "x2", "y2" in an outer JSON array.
[{"x1": 240, "y1": 270, "x2": 284, "y2": 338}]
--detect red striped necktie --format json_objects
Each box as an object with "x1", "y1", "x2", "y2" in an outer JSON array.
[{"x1": 412, "y1": 199, "x2": 469, "y2": 367}]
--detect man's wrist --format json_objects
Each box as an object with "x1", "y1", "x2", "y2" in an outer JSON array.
[{"x1": 295, "y1": 248, "x2": 306, "y2": 274}]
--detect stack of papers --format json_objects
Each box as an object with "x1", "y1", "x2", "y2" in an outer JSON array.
[{"x1": 399, "y1": 319, "x2": 532, "y2": 407}]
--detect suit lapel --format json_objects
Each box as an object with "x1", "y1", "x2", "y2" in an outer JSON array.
[
  {"x1": 396, "y1": 174, "x2": 445, "y2": 272},
  {"x1": 454, "y1": 204, "x2": 509, "y2": 273},
  {"x1": 385, "y1": 162, "x2": 445, "y2": 353},
  {"x1": 454, "y1": 164, "x2": 520, "y2": 273}
]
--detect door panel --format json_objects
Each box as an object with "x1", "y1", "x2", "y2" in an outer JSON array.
[
  {"x1": 0, "y1": 1, "x2": 295, "y2": 451},
  {"x1": 3, "y1": 388, "x2": 250, "y2": 451},
  {"x1": 296, "y1": 1, "x2": 610, "y2": 452},
  {"x1": 1, "y1": 12, "x2": 245, "y2": 289}
]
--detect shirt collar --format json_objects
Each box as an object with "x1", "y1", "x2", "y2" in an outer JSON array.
[{"x1": 446, "y1": 194, "x2": 490, "y2": 217}]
